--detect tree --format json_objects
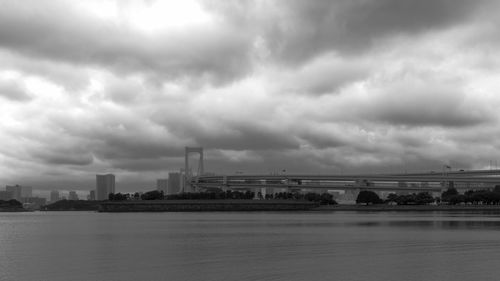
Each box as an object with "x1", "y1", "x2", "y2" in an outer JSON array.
[
  {"x1": 133, "y1": 192, "x2": 141, "y2": 200},
  {"x1": 415, "y1": 192, "x2": 434, "y2": 205},
  {"x1": 320, "y1": 193, "x2": 337, "y2": 205},
  {"x1": 449, "y1": 194, "x2": 466, "y2": 205},
  {"x1": 386, "y1": 193, "x2": 398, "y2": 203},
  {"x1": 464, "y1": 190, "x2": 500, "y2": 205},
  {"x1": 108, "y1": 193, "x2": 128, "y2": 201},
  {"x1": 394, "y1": 194, "x2": 417, "y2": 205},
  {"x1": 140, "y1": 190, "x2": 164, "y2": 200},
  {"x1": 0, "y1": 199, "x2": 22, "y2": 207},
  {"x1": 441, "y1": 187, "x2": 458, "y2": 202},
  {"x1": 8, "y1": 199, "x2": 22, "y2": 206},
  {"x1": 356, "y1": 191, "x2": 382, "y2": 205}
]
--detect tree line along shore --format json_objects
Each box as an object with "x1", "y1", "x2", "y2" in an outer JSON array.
[
  {"x1": 5, "y1": 186, "x2": 500, "y2": 212},
  {"x1": 0, "y1": 199, "x2": 25, "y2": 211},
  {"x1": 41, "y1": 190, "x2": 336, "y2": 211}
]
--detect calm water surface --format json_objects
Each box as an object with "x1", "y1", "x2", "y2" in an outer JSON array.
[{"x1": 1, "y1": 211, "x2": 500, "y2": 281}]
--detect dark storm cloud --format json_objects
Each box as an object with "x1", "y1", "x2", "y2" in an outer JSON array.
[
  {"x1": 210, "y1": 0, "x2": 486, "y2": 65},
  {"x1": 206, "y1": 148, "x2": 332, "y2": 174},
  {"x1": 94, "y1": 135, "x2": 185, "y2": 160},
  {"x1": 0, "y1": 50, "x2": 92, "y2": 91},
  {"x1": 296, "y1": 126, "x2": 347, "y2": 149},
  {"x1": 199, "y1": 129, "x2": 300, "y2": 151},
  {"x1": 150, "y1": 104, "x2": 302, "y2": 152},
  {"x1": 109, "y1": 157, "x2": 181, "y2": 172},
  {"x1": 285, "y1": 54, "x2": 371, "y2": 95},
  {"x1": 288, "y1": 0, "x2": 483, "y2": 58},
  {"x1": 175, "y1": 121, "x2": 301, "y2": 151},
  {"x1": 361, "y1": 82, "x2": 494, "y2": 127},
  {"x1": 394, "y1": 134, "x2": 427, "y2": 149},
  {"x1": 49, "y1": 110, "x2": 187, "y2": 161},
  {"x1": 104, "y1": 78, "x2": 145, "y2": 104},
  {"x1": 32, "y1": 150, "x2": 94, "y2": 166}
]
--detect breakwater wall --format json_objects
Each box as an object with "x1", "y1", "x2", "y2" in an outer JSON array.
[
  {"x1": 99, "y1": 200, "x2": 320, "y2": 212},
  {"x1": 315, "y1": 204, "x2": 500, "y2": 212}
]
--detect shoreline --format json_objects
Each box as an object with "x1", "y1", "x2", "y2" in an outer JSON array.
[
  {"x1": 314, "y1": 204, "x2": 500, "y2": 212},
  {"x1": 26, "y1": 201, "x2": 500, "y2": 213},
  {"x1": 98, "y1": 200, "x2": 320, "y2": 212},
  {"x1": 0, "y1": 208, "x2": 31, "y2": 212}
]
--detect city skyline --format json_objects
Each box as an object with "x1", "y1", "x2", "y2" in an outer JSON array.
[{"x1": 2, "y1": 1, "x2": 500, "y2": 192}]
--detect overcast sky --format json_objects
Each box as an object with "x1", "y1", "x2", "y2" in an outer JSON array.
[{"x1": 1, "y1": 0, "x2": 500, "y2": 192}]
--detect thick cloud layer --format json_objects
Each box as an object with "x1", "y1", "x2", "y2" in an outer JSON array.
[{"x1": 1, "y1": 0, "x2": 499, "y2": 192}]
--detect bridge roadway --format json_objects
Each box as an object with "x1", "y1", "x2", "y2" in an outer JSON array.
[
  {"x1": 191, "y1": 169, "x2": 500, "y2": 193},
  {"x1": 193, "y1": 182, "x2": 443, "y2": 192}
]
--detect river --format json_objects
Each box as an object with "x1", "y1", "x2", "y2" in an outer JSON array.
[{"x1": 1, "y1": 211, "x2": 500, "y2": 281}]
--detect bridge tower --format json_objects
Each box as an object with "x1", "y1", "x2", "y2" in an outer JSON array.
[{"x1": 184, "y1": 147, "x2": 204, "y2": 192}]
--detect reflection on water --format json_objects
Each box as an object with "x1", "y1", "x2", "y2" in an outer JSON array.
[
  {"x1": 348, "y1": 217, "x2": 500, "y2": 229},
  {"x1": 2, "y1": 211, "x2": 500, "y2": 281}
]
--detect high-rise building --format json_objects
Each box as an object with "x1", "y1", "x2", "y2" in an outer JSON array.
[
  {"x1": 96, "y1": 174, "x2": 115, "y2": 200},
  {"x1": 167, "y1": 173, "x2": 182, "y2": 195},
  {"x1": 50, "y1": 190, "x2": 60, "y2": 203},
  {"x1": 89, "y1": 190, "x2": 96, "y2": 201},
  {"x1": 68, "y1": 191, "x2": 79, "y2": 200},
  {"x1": 21, "y1": 186, "x2": 32, "y2": 198},
  {"x1": 0, "y1": 190, "x2": 13, "y2": 200},
  {"x1": 157, "y1": 179, "x2": 168, "y2": 194},
  {"x1": 5, "y1": 185, "x2": 32, "y2": 201},
  {"x1": 6, "y1": 185, "x2": 21, "y2": 201}
]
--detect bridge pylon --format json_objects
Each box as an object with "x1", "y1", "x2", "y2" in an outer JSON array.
[{"x1": 184, "y1": 147, "x2": 204, "y2": 193}]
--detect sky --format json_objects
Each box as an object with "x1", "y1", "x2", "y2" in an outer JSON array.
[{"x1": 1, "y1": 0, "x2": 500, "y2": 193}]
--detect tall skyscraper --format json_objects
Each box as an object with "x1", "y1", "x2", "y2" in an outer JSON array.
[
  {"x1": 157, "y1": 179, "x2": 168, "y2": 194},
  {"x1": 96, "y1": 174, "x2": 115, "y2": 200},
  {"x1": 167, "y1": 173, "x2": 182, "y2": 195},
  {"x1": 50, "y1": 190, "x2": 60, "y2": 203}
]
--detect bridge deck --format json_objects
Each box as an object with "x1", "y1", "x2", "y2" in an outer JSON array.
[{"x1": 192, "y1": 169, "x2": 500, "y2": 192}]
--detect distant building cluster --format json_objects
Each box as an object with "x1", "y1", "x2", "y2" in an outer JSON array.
[
  {"x1": 156, "y1": 172, "x2": 183, "y2": 195},
  {"x1": 3, "y1": 146, "x2": 206, "y2": 207},
  {"x1": 68, "y1": 190, "x2": 79, "y2": 200},
  {"x1": 1, "y1": 147, "x2": 206, "y2": 208},
  {"x1": 1, "y1": 184, "x2": 46, "y2": 209}
]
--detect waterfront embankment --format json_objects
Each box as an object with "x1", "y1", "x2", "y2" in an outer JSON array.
[
  {"x1": 314, "y1": 204, "x2": 500, "y2": 212},
  {"x1": 0, "y1": 207, "x2": 27, "y2": 212},
  {"x1": 42, "y1": 200, "x2": 102, "y2": 211},
  {"x1": 99, "y1": 200, "x2": 320, "y2": 212}
]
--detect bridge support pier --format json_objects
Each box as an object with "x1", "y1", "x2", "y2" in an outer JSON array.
[
  {"x1": 253, "y1": 187, "x2": 266, "y2": 199},
  {"x1": 183, "y1": 147, "x2": 204, "y2": 193}
]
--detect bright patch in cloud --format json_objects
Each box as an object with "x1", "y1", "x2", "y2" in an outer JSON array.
[{"x1": 77, "y1": 0, "x2": 214, "y2": 33}]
